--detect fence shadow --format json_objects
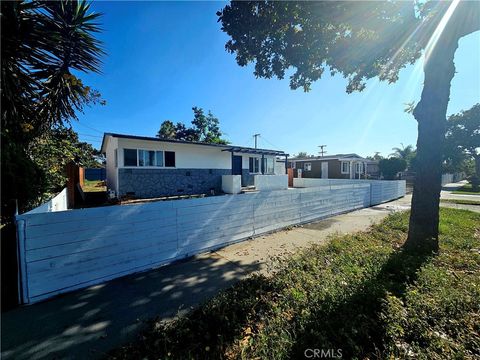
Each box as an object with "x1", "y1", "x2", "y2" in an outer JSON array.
[
  {"x1": 1, "y1": 222, "x2": 19, "y2": 311},
  {"x1": 1, "y1": 253, "x2": 260, "y2": 360}
]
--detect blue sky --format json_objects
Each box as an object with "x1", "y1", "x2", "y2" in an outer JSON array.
[{"x1": 74, "y1": 1, "x2": 480, "y2": 157}]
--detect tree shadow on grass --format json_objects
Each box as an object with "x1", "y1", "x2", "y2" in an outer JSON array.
[{"x1": 289, "y1": 246, "x2": 433, "y2": 359}]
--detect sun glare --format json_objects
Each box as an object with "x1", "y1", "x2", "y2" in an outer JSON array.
[{"x1": 424, "y1": 0, "x2": 461, "y2": 63}]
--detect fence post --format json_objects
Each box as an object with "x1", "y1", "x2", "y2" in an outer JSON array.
[{"x1": 15, "y1": 219, "x2": 29, "y2": 304}]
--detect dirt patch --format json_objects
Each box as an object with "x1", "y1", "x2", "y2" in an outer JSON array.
[{"x1": 301, "y1": 218, "x2": 338, "y2": 231}]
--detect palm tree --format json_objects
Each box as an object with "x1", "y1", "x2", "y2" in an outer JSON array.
[
  {"x1": 390, "y1": 144, "x2": 416, "y2": 168},
  {"x1": 390, "y1": 144, "x2": 414, "y2": 159},
  {"x1": 1, "y1": 0, "x2": 104, "y2": 213}
]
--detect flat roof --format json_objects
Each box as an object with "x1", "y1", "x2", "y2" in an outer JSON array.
[
  {"x1": 288, "y1": 153, "x2": 369, "y2": 161},
  {"x1": 101, "y1": 133, "x2": 287, "y2": 156}
]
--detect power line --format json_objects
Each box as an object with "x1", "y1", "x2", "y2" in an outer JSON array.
[
  {"x1": 77, "y1": 133, "x2": 103, "y2": 139},
  {"x1": 75, "y1": 121, "x2": 104, "y2": 134},
  {"x1": 259, "y1": 135, "x2": 280, "y2": 150}
]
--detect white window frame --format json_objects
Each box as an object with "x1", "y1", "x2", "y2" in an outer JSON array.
[
  {"x1": 122, "y1": 148, "x2": 175, "y2": 168},
  {"x1": 265, "y1": 157, "x2": 275, "y2": 174},
  {"x1": 249, "y1": 157, "x2": 260, "y2": 174},
  {"x1": 304, "y1": 162, "x2": 312, "y2": 171},
  {"x1": 341, "y1": 161, "x2": 350, "y2": 174},
  {"x1": 355, "y1": 162, "x2": 363, "y2": 173}
]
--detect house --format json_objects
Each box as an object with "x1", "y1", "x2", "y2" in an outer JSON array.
[
  {"x1": 288, "y1": 153, "x2": 378, "y2": 179},
  {"x1": 100, "y1": 133, "x2": 288, "y2": 198}
]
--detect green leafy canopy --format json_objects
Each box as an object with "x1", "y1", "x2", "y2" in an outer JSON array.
[{"x1": 157, "y1": 107, "x2": 229, "y2": 145}]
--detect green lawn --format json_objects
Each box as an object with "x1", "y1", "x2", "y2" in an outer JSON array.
[
  {"x1": 110, "y1": 209, "x2": 480, "y2": 360},
  {"x1": 452, "y1": 183, "x2": 480, "y2": 195},
  {"x1": 82, "y1": 179, "x2": 106, "y2": 192}
]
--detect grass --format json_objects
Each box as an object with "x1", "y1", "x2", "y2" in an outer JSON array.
[
  {"x1": 441, "y1": 199, "x2": 480, "y2": 206},
  {"x1": 82, "y1": 179, "x2": 106, "y2": 192},
  {"x1": 452, "y1": 183, "x2": 480, "y2": 195},
  {"x1": 110, "y1": 209, "x2": 480, "y2": 360}
]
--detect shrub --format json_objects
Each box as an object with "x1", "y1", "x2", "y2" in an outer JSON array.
[{"x1": 379, "y1": 158, "x2": 408, "y2": 180}]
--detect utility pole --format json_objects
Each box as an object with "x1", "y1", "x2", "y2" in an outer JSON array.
[
  {"x1": 318, "y1": 145, "x2": 327, "y2": 157},
  {"x1": 253, "y1": 133, "x2": 260, "y2": 149}
]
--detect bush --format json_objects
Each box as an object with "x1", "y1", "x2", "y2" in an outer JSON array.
[
  {"x1": 110, "y1": 209, "x2": 480, "y2": 360},
  {"x1": 379, "y1": 158, "x2": 407, "y2": 179}
]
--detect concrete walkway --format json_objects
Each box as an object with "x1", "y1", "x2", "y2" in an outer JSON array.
[
  {"x1": 441, "y1": 180, "x2": 480, "y2": 201},
  {"x1": 1, "y1": 187, "x2": 473, "y2": 360}
]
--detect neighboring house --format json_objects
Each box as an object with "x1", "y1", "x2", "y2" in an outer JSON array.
[
  {"x1": 288, "y1": 154, "x2": 377, "y2": 179},
  {"x1": 101, "y1": 133, "x2": 287, "y2": 198}
]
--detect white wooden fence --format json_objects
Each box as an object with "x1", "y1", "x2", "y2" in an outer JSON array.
[
  {"x1": 24, "y1": 188, "x2": 68, "y2": 214},
  {"x1": 293, "y1": 179, "x2": 406, "y2": 205},
  {"x1": 16, "y1": 181, "x2": 404, "y2": 304}
]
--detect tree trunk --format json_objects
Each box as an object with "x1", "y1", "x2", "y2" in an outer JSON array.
[
  {"x1": 406, "y1": 40, "x2": 460, "y2": 252},
  {"x1": 406, "y1": 1, "x2": 480, "y2": 252},
  {"x1": 406, "y1": 0, "x2": 480, "y2": 252}
]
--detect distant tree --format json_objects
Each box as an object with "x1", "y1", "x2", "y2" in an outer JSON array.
[
  {"x1": 1, "y1": 0, "x2": 104, "y2": 215},
  {"x1": 156, "y1": 107, "x2": 229, "y2": 144},
  {"x1": 175, "y1": 122, "x2": 200, "y2": 142},
  {"x1": 379, "y1": 158, "x2": 407, "y2": 180},
  {"x1": 217, "y1": 1, "x2": 480, "y2": 250},
  {"x1": 390, "y1": 144, "x2": 417, "y2": 168},
  {"x1": 191, "y1": 107, "x2": 229, "y2": 144},
  {"x1": 29, "y1": 127, "x2": 100, "y2": 203},
  {"x1": 297, "y1": 152, "x2": 308, "y2": 158},
  {"x1": 157, "y1": 120, "x2": 177, "y2": 139},
  {"x1": 367, "y1": 152, "x2": 383, "y2": 161},
  {"x1": 444, "y1": 104, "x2": 480, "y2": 189}
]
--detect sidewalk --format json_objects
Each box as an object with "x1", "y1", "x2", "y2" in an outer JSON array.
[
  {"x1": 1, "y1": 194, "x2": 411, "y2": 360},
  {"x1": 441, "y1": 180, "x2": 480, "y2": 201}
]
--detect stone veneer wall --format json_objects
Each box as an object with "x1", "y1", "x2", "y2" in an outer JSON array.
[
  {"x1": 241, "y1": 169, "x2": 255, "y2": 187},
  {"x1": 118, "y1": 168, "x2": 231, "y2": 198}
]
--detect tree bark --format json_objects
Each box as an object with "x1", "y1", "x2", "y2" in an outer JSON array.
[
  {"x1": 407, "y1": 44, "x2": 457, "y2": 252},
  {"x1": 406, "y1": 1, "x2": 480, "y2": 252}
]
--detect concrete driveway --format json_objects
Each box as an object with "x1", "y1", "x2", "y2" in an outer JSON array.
[{"x1": 2, "y1": 188, "x2": 474, "y2": 360}]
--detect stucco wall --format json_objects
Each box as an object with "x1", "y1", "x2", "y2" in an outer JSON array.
[
  {"x1": 105, "y1": 136, "x2": 118, "y2": 193},
  {"x1": 117, "y1": 138, "x2": 232, "y2": 169},
  {"x1": 254, "y1": 175, "x2": 288, "y2": 191},
  {"x1": 222, "y1": 175, "x2": 242, "y2": 194}
]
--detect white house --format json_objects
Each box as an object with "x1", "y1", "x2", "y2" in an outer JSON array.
[{"x1": 100, "y1": 133, "x2": 288, "y2": 198}]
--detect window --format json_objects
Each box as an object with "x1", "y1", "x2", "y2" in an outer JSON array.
[
  {"x1": 138, "y1": 150, "x2": 155, "y2": 166},
  {"x1": 155, "y1": 151, "x2": 164, "y2": 167},
  {"x1": 249, "y1": 157, "x2": 259, "y2": 173},
  {"x1": 291, "y1": 161, "x2": 296, "y2": 169},
  {"x1": 114, "y1": 149, "x2": 118, "y2": 168},
  {"x1": 266, "y1": 158, "x2": 275, "y2": 174},
  {"x1": 341, "y1": 161, "x2": 350, "y2": 174},
  {"x1": 124, "y1": 149, "x2": 138, "y2": 166},
  {"x1": 304, "y1": 162, "x2": 312, "y2": 171},
  {"x1": 165, "y1": 151, "x2": 176, "y2": 167},
  {"x1": 123, "y1": 148, "x2": 173, "y2": 167},
  {"x1": 355, "y1": 163, "x2": 363, "y2": 173}
]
